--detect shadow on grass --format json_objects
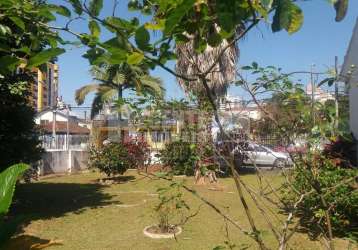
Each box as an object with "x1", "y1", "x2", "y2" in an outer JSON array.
[
  {"x1": 3, "y1": 234, "x2": 63, "y2": 250},
  {"x1": 3, "y1": 180, "x2": 125, "y2": 249},
  {"x1": 10, "y1": 182, "x2": 118, "y2": 220},
  {"x1": 97, "y1": 175, "x2": 136, "y2": 184}
]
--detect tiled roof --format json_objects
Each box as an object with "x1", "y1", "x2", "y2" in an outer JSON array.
[{"x1": 39, "y1": 121, "x2": 90, "y2": 135}]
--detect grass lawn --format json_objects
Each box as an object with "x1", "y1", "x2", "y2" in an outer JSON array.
[{"x1": 4, "y1": 170, "x2": 355, "y2": 250}]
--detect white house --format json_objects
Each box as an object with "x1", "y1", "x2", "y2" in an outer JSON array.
[
  {"x1": 341, "y1": 17, "x2": 358, "y2": 139},
  {"x1": 35, "y1": 108, "x2": 91, "y2": 129}
]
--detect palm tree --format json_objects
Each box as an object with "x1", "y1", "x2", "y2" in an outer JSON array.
[
  {"x1": 175, "y1": 28, "x2": 239, "y2": 184},
  {"x1": 175, "y1": 32, "x2": 238, "y2": 100},
  {"x1": 75, "y1": 63, "x2": 164, "y2": 119}
]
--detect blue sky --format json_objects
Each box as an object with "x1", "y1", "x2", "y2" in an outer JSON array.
[{"x1": 55, "y1": 1, "x2": 358, "y2": 107}]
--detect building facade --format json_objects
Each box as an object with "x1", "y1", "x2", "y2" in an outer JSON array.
[{"x1": 29, "y1": 63, "x2": 59, "y2": 111}]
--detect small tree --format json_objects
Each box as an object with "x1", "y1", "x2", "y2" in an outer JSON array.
[
  {"x1": 153, "y1": 181, "x2": 190, "y2": 233},
  {"x1": 88, "y1": 142, "x2": 129, "y2": 176}
]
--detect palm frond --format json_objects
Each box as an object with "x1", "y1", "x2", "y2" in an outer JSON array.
[
  {"x1": 75, "y1": 83, "x2": 100, "y2": 105},
  {"x1": 79, "y1": 62, "x2": 165, "y2": 119},
  {"x1": 98, "y1": 87, "x2": 117, "y2": 102},
  {"x1": 90, "y1": 93, "x2": 104, "y2": 119},
  {"x1": 139, "y1": 75, "x2": 165, "y2": 98},
  {"x1": 175, "y1": 31, "x2": 239, "y2": 98}
]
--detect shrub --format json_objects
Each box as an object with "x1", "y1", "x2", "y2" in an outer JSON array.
[
  {"x1": 89, "y1": 142, "x2": 129, "y2": 176},
  {"x1": 160, "y1": 141, "x2": 198, "y2": 175},
  {"x1": 122, "y1": 137, "x2": 150, "y2": 169},
  {"x1": 282, "y1": 154, "x2": 358, "y2": 239}
]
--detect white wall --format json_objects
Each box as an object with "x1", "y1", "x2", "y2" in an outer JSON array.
[
  {"x1": 39, "y1": 149, "x2": 88, "y2": 175},
  {"x1": 35, "y1": 110, "x2": 68, "y2": 124},
  {"x1": 342, "y1": 18, "x2": 358, "y2": 138}
]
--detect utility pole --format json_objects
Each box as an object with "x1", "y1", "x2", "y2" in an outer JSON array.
[
  {"x1": 311, "y1": 64, "x2": 316, "y2": 125},
  {"x1": 66, "y1": 105, "x2": 70, "y2": 150},
  {"x1": 334, "y1": 56, "x2": 339, "y2": 133},
  {"x1": 52, "y1": 108, "x2": 57, "y2": 148}
]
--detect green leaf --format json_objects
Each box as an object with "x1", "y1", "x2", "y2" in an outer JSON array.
[
  {"x1": 334, "y1": 0, "x2": 348, "y2": 22},
  {"x1": 105, "y1": 17, "x2": 135, "y2": 33},
  {"x1": 127, "y1": 52, "x2": 144, "y2": 65},
  {"x1": 49, "y1": 5, "x2": 71, "y2": 17},
  {"x1": 164, "y1": 0, "x2": 196, "y2": 35},
  {"x1": 27, "y1": 48, "x2": 65, "y2": 68},
  {"x1": 144, "y1": 19, "x2": 165, "y2": 31},
  {"x1": 218, "y1": 12, "x2": 235, "y2": 33},
  {"x1": 38, "y1": 8, "x2": 56, "y2": 21},
  {"x1": 260, "y1": 0, "x2": 273, "y2": 9},
  {"x1": 89, "y1": 0, "x2": 103, "y2": 17},
  {"x1": 135, "y1": 26, "x2": 150, "y2": 50},
  {"x1": 272, "y1": 0, "x2": 303, "y2": 34},
  {"x1": 241, "y1": 65, "x2": 252, "y2": 70},
  {"x1": 69, "y1": 0, "x2": 83, "y2": 15},
  {"x1": 318, "y1": 77, "x2": 335, "y2": 87},
  {"x1": 0, "y1": 24, "x2": 11, "y2": 35},
  {"x1": 9, "y1": 16, "x2": 25, "y2": 31},
  {"x1": 0, "y1": 56, "x2": 20, "y2": 73},
  {"x1": 0, "y1": 164, "x2": 29, "y2": 216},
  {"x1": 207, "y1": 32, "x2": 222, "y2": 47},
  {"x1": 108, "y1": 49, "x2": 127, "y2": 64},
  {"x1": 89, "y1": 20, "x2": 101, "y2": 38}
]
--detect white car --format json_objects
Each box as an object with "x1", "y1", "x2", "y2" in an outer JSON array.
[{"x1": 233, "y1": 143, "x2": 292, "y2": 168}]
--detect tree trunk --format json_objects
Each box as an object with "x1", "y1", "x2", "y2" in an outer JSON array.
[{"x1": 194, "y1": 107, "x2": 218, "y2": 185}]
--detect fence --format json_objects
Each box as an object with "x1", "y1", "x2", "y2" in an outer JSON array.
[{"x1": 40, "y1": 134, "x2": 89, "y2": 150}]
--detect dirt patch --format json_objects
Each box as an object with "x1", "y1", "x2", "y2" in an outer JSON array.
[
  {"x1": 143, "y1": 225, "x2": 182, "y2": 239},
  {"x1": 146, "y1": 225, "x2": 179, "y2": 234}
]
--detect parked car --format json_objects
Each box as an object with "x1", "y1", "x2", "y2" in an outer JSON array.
[{"x1": 233, "y1": 142, "x2": 293, "y2": 168}]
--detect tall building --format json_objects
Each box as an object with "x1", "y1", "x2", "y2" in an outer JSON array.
[{"x1": 29, "y1": 63, "x2": 59, "y2": 111}]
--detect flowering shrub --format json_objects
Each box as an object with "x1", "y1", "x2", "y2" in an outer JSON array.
[
  {"x1": 122, "y1": 136, "x2": 150, "y2": 169},
  {"x1": 88, "y1": 142, "x2": 129, "y2": 177}
]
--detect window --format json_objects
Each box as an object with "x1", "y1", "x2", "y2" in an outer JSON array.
[{"x1": 151, "y1": 131, "x2": 171, "y2": 143}]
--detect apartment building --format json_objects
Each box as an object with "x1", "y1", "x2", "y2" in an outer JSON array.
[{"x1": 29, "y1": 62, "x2": 59, "y2": 111}]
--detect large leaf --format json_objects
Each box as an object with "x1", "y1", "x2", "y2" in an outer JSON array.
[
  {"x1": 135, "y1": 26, "x2": 150, "y2": 50},
  {"x1": 27, "y1": 48, "x2": 65, "y2": 68},
  {"x1": 89, "y1": 0, "x2": 103, "y2": 17},
  {"x1": 89, "y1": 20, "x2": 101, "y2": 38},
  {"x1": 272, "y1": 0, "x2": 303, "y2": 34},
  {"x1": 127, "y1": 52, "x2": 144, "y2": 65},
  {"x1": 0, "y1": 164, "x2": 29, "y2": 216},
  {"x1": 9, "y1": 16, "x2": 25, "y2": 31},
  {"x1": 49, "y1": 4, "x2": 71, "y2": 17},
  {"x1": 164, "y1": 0, "x2": 196, "y2": 35},
  {"x1": 334, "y1": 0, "x2": 348, "y2": 22},
  {"x1": 105, "y1": 17, "x2": 135, "y2": 33},
  {"x1": 68, "y1": 0, "x2": 83, "y2": 15},
  {"x1": 0, "y1": 56, "x2": 20, "y2": 74}
]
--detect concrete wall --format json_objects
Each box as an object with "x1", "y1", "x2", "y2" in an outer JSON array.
[
  {"x1": 40, "y1": 149, "x2": 88, "y2": 175},
  {"x1": 342, "y1": 18, "x2": 358, "y2": 138}
]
